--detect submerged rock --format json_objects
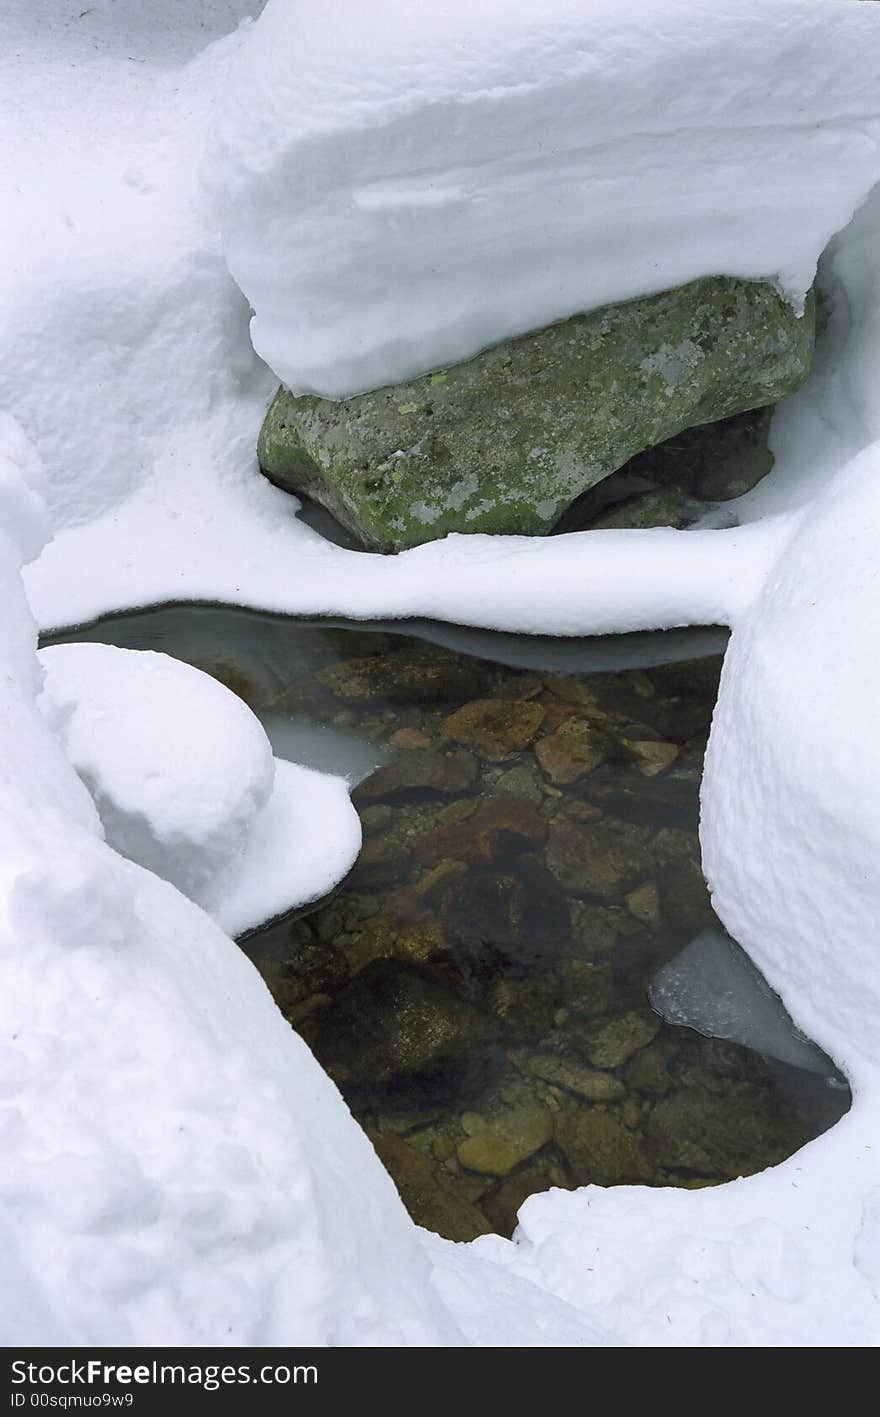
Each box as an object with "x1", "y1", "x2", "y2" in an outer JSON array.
[
  {"x1": 581, "y1": 1010, "x2": 661, "y2": 1070},
  {"x1": 554, "y1": 1106, "x2": 653, "y2": 1185},
  {"x1": 370, "y1": 1133, "x2": 492, "y2": 1242},
  {"x1": 646, "y1": 1086, "x2": 801, "y2": 1178},
  {"x1": 354, "y1": 748, "x2": 480, "y2": 802},
  {"x1": 316, "y1": 650, "x2": 481, "y2": 704},
  {"x1": 621, "y1": 739, "x2": 680, "y2": 777},
  {"x1": 535, "y1": 717, "x2": 608, "y2": 783},
  {"x1": 308, "y1": 960, "x2": 502, "y2": 1103},
  {"x1": 258, "y1": 278, "x2": 814, "y2": 551},
  {"x1": 441, "y1": 859, "x2": 571, "y2": 975},
  {"x1": 413, "y1": 796, "x2": 548, "y2": 866},
  {"x1": 443, "y1": 699, "x2": 546, "y2": 761},
  {"x1": 545, "y1": 817, "x2": 652, "y2": 898},
  {"x1": 456, "y1": 1102, "x2": 554, "y2": 1176},
  {"x1": 519, "y1": 1051, "x2": 626, "y2": 1102},
  {"x1": 656, "y1": 856, "x2": 716, "y2": 933}
]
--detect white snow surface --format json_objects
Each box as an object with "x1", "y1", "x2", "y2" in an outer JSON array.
[
  {"x1": 703, "y1": 438, "x2": 880, "y2": 1075},
  {"x1": 3, "y1": 0, "x2": 880, "y2": 1349},
  {"x1": 36, "y1": 642, "x2": 360, "y2": 936},
  {"x1": 37, "y1": 643, "x2": 275, "y2": 902},
  {"x1": 210, "y1": 0, "x2": 880, "y2": 397},
  {"x1": 207, "y1": 758, "x2": 362, "y2": 937}
]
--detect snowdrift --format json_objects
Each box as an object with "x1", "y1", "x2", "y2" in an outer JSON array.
[
  {"x1": 211, "y1": 0, "x2": 880, "y2": 397},
  {"x1": 0, "y1": 419, "x2": 461, "y2": 1346}
]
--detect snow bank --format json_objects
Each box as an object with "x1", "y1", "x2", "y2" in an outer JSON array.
[
  {"x1": 210, "y1": 0, "x2": 880, "y2": 398},
  {"x1": 31, "y1": 503, "x2": 788, "y2": 639},
  {"x1": 22, "y1": 0, "x2": 880, "y2": 636},
  {"x1": 507, "y1": 426, "x2": 880, "y2": 1346},
  {"x1": 0, "y1": 417, "x2": 464, "y2": 1346},
  {"x1": 703, "y1": 440, "x2": 880, "y2": 1074},
  {"x1": 701, "y1": 182, "x2": 880, "y2": 1079},
  {"x1": 0, "y1": 1, "x2": 277, "y2": 529},
  {"x1": 498, "y1": 180, "x2": 880, "y2": 1345},
  {"x1": 744, "y1": 185, "x2": 880, "y2": 520},
  {"x1": 0, "y1": 420, "x2": 100, "y2": 839}
]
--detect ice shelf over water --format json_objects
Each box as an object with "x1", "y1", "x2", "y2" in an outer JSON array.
[{"x1": 649, "y1": 928, "x2": 834, "y2": 1077}]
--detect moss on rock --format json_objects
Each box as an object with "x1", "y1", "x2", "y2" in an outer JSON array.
[{"x1": 258, "y1": 277, "x2": 814, "y2": 551}]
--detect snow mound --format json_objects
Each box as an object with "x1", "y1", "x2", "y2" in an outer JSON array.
[
  {"x1": 0, "y1": 416, "x2": 102, "y2": 839},
  {"x1": 208, "y1": 758, "x2": 361, "y2": 937},
  {"x1": 702, "y1": 438, "x2": 880, "y2": 1076},
  {"x1": 0, "y1": 5, "x2": 276, "y2": 531},
  {"x1": 210, "y1": 0, "x2": 880, "y2": 398},
  {"x1": 37, "y1": 643, "x2": 275, "y2": 904},
  {"x1": 36, "y1": 642, "x2": 363, "y2": 935},
  {"x1": 0, "y1": 412, "x2": 49, "y2": 567}
]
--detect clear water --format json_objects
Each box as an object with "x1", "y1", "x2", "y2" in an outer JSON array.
[{"x1": 45, "y1": 606, "x2": 850, "y2": 1241}]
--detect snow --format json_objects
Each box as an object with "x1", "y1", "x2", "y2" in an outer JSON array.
[
  {"x1": 36, "y1": 642, "x2": 361, "y2": 936},
  {"x1": 702, "y1": 437, "x2": 880, "y2": 1075},
  {"x1": 15, "y1": 0, "x2": 880, "y2": 637},
  {"x1": 209, "y1": 0, "x2": 880, "y2": 398},
  {"x1": 207, "y1": 759, "x2": 361, "y2": 937},
  {"x1": 506, "y1": 186, "x2": 880, "y2": 1345},
  {"x1": 30, "y1": 503, "x2": 787, "y2": 640},
  {"x1": 0, "y1": 421, "x2": 465, "y2": 1347},
  {"x1": 37, "y1": 643, "x2": 275, "y2": 902},
  {"x1": 0, "y1": 1, "x2": 274, "y2": 532},
  {"x1": 3, "y1": 0, "x2": 880, "y2": 1351}
]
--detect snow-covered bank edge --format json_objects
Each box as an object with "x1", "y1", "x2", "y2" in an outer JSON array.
[{"x1": 30, "y1": 515, "x2": 790, "y2": 643}]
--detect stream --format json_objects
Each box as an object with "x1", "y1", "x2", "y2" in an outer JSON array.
[{"x1": 46, "y1": 606, "x2": 850, "y2": 1241}]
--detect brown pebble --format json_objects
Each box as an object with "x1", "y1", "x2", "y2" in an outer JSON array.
[{"x1": 390, "y1": 727, "x2": 432, "y2": 750}]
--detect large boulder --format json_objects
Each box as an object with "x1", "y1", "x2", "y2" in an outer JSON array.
[{"x1": 258, "y1": 277, "x2": 814, "y2": 551}]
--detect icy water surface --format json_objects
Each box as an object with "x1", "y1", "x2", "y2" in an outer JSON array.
[{"x1": 47, "y1": 607, "x2": 850, "y2": 1240}]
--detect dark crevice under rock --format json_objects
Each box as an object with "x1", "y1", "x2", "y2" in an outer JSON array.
[{"x1": 553, "y1": 404, "x2": 776, "y2": 533}]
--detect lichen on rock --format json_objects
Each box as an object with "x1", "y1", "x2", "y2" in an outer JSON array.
[{"x1": 258, "y1": 277, "x2": 814, "y2": 551}]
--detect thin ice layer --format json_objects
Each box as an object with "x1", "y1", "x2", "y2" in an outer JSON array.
[
  {"x1": 649, "y1": 927, "x2": 833, "y2": 1076},
  {"x1": 210, "y1": 0, "x2": 880, "y2": 396}
]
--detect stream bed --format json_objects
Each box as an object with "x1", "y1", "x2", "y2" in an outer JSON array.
[{"x1": 47, "y1": 607, "x2": 850, "y2": 1241}]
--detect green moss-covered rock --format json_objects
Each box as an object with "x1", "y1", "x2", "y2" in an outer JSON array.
[{"x1": 258, "y1": 277, "x2": 814, "y2": 551}]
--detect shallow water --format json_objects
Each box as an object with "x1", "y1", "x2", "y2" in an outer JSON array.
[{"x1": 46, "y1": 606, "x2": 850, "y2": 1241}]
